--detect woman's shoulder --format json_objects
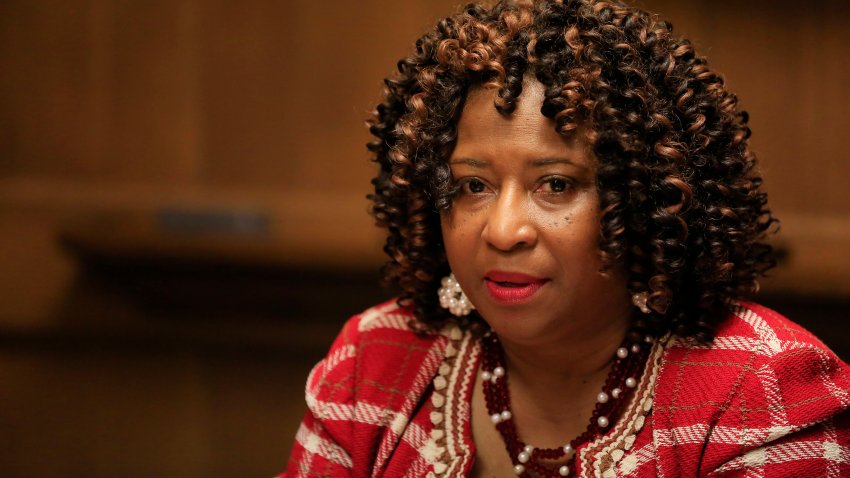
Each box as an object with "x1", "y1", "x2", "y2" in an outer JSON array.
[
  {"x1": 662, "y1": 300, "x2": 844, "y2": 363},
  {"x1": 317, "y1": 298, "x2": 443, "y2": 362},
  {"x1": 288, "y1": 301, "x2": 457, "y2": 476},
  {"x1": 650, "y1": 300, "x2": 850, "y2": 474},
  {"x1": 657, "y1": 299, "x2": 850, "y2": 403},
  {"x1": 305, "y1": 299, "x2": 449, "y2": 410},
  {"x1": 715, "y1": 300, "x2": 839, "y2": 354}
]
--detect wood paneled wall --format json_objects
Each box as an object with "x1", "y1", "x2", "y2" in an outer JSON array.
[
  {"x1": 0, "y1": 0, "x2": 460, "y2": 324},
  {"x1": 0, "y1": 0, "x2": 465, "y2": 186},
  {"x1": 641, "y1": 0, "x2": 850, "y2": 294},
  {"x1": 0, "y1": 2, "x2": 849, "y2": 475},
  {"x1": 2, "y1": 0, "x2": 850, "y2": 307}
]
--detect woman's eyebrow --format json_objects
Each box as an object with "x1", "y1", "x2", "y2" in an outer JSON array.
[
  {"x1": 449, "y1": 157, "x2": 488, "y2": 168},
  {"x1": 529, "y1": 157, "x2": 586, "y2": 169},
  {"x1": 449, "y1": 156, "x2": 589, "y2": 171}
]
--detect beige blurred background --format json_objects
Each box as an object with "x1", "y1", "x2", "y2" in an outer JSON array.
[{"x1": 1, "y1": 0, "x2": 849, "y2": 476}]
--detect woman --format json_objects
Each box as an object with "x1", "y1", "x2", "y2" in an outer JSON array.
[{"x1": 284, "y1": 1, "x2": 850, "y2": 476}]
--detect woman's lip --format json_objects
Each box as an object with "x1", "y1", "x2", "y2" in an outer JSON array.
[
  {"x1": 485, "y1": 271, "x2": 546, "y2": 283},
  {"x1": 483, "y1": 271, "x2": 549, "y2": 305}
]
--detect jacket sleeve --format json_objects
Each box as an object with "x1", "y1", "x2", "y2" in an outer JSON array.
[
  {"x1": 282, "y1": 408, "x2": 354, "y2": 478},
  {"x1": 280, "y1": 316, "x2": 363, "y2": 478},
  {"x1": 708, "y1": 409, "x2": 850, "y2": 477},
  {"x1": 704, "y1": 342, "x2": 850, "y2": 476},
  {"x1": 280, "y1": 300, "x2": 442, "y2": 478}
]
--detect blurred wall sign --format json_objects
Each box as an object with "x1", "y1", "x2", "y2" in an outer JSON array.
[{"x1": 156, "y1": 208, "x2": 270, "y2": 237}]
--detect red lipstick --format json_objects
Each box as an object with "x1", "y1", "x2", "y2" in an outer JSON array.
[{"x1": 484, "y1": 271, "x2": 548, "y2": 305}]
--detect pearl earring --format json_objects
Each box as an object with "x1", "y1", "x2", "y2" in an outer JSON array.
[
  {"x1": 632, "y1": 291, "x2": 651, "y2": 314},
  {"x1": 438, "y1": 273, "x2": 475, "y2": 317}
]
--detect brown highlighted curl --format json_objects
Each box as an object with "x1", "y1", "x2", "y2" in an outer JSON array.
[{"x1": 367, "y1": 0, "x2": 776, "y2": 341}]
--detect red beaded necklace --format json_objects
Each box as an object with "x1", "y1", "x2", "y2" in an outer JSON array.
[{"x1": 480, "y1": 332, "x2": 652, "y2": 477}]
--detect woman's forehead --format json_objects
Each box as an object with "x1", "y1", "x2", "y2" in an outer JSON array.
[
  {"x1": 459, "y1": 80, "x2": 546, "y2": 131},
  {"x1": 457, "y1": 79, "x2": 592, "y2": 153}
]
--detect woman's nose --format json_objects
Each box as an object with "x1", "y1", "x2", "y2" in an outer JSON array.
[{"x1": 481, "y1": 188, "x2": 538, "y2": 252}]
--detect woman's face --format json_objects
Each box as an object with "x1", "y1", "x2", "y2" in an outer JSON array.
[{"x1": 440, "y1": 80, "x2": 631, "y2": 345}]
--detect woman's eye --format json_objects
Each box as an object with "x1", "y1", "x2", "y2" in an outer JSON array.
[
  {"x1": 539, "y1": 177, "x2": 570, "y2": 193},
  {"x1": 461, "y1": 178, "x2": 487, "y2": 194}
]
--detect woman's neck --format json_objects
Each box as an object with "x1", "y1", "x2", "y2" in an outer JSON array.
[
  {"x1": 493, "y1": 307, "x2": 631, "y2": 424},
  {"x1": 500, "y1": 307, "x2": 630, "y2": 377}
]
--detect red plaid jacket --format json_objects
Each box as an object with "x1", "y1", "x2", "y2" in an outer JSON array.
[{"x1": 283, "y1": 300, "x2": 850, "y2": 477}]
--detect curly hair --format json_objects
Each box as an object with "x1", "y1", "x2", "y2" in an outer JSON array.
[{"x1": 367, "y1": 0, "x2": 776, "y2": 340}]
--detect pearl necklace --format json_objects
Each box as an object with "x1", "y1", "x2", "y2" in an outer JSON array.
[{"x1": 480, "y1": 332, "x2": 652, "y2": 477}]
